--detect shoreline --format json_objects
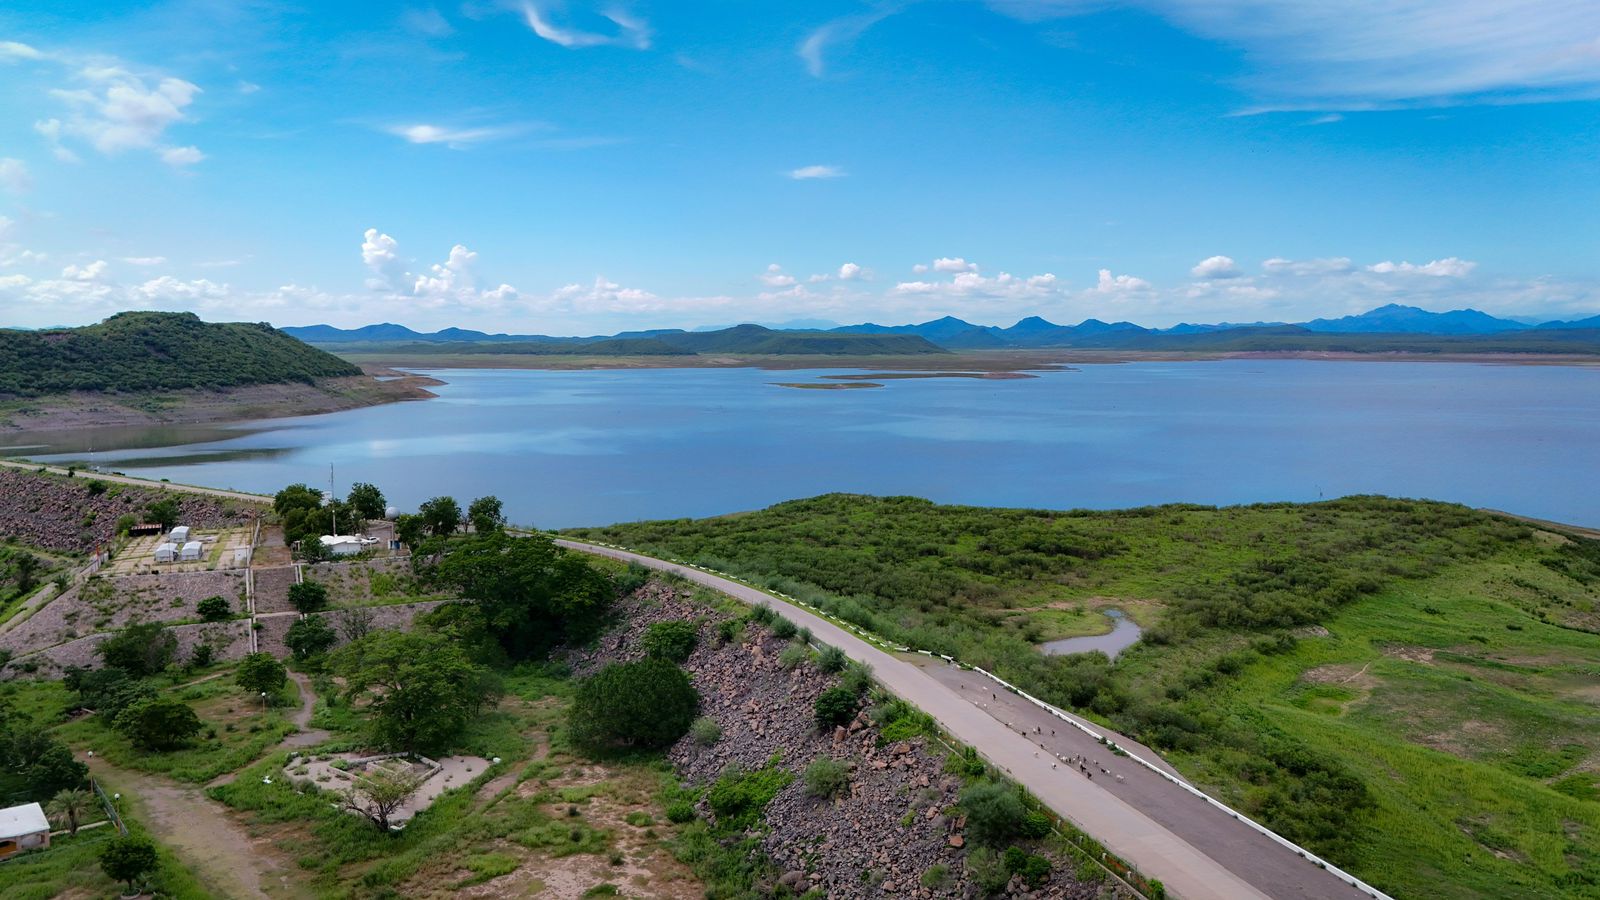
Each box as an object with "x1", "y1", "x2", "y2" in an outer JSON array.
[
  {"x1": 340, "y1": 348, "x2": 1600, "y2": 373},
  {"x1": 0, "y1": 368, "x2": 442, "y2": 435}
]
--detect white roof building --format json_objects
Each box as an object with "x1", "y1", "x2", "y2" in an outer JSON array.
[
  {"x1": 0, "y1": 801, "x2": 51, "y2": 858},
  {"x1": 320, "y1": 534, "x2": 364, "y2": 557},
  {"x1": 180, "y1": 540, "x2": 204, "y2": 561},
  {"x1": 154, "y1": 542, "x2": 178, "y2": 562},
  {"x1": 169, "y1": 525, "x2": 191, "y2": 544}
]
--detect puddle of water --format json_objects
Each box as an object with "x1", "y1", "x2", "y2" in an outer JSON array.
[{"x1": 1039, "y1": 609, "x2": 1143, "y2": 659}]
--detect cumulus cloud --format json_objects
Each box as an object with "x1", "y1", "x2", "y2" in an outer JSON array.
[
  {"x1": 1190, "y1": 255, "x2": 1241, "y2": 279},
  {"x1": 0, "y1": 158, "x2": 31, "y2": 194},
  {"x1": 932, "y1": 257, "x2": 978, "y2": 273},
  {"x1": 788, "y1": 164, "x2": 845, "y2": 180},
  {"x1": 361, "y1": 228, "x2": 407, "y2": 291},
  {"x1": 838, "y1": 262, "x2": 863, "y2": 280},
  {"x1": 1366, "y1": 257, "x2": 1477, "y2": 277},
  {"x1": 62, "y1": 260, "x2": 109, "y2": 282},
  {"x1": 552, "y1": 276, "x2": 658, "y2": 306},
  {"x1": 160, "y1": 145, "x2": 205, "y2": 166},
  {"x1": 521, "y1": 3, "x2": 651, "y2": 50},
  {"x1": 759, "y1": 263, "x2": 797, "y2": 287},
  {"x1": 28, "y1": 59, "x2": 204, "y2": 165},
  {"x1": 122, "y1": 256, "x2": 167, "y2": 266},
  {"x1": 358, "y1": 228, "x2": 521, "y2": 311},
  {"x1": 1095, "y1": 268, "x2": 1152, "y2": 293}
]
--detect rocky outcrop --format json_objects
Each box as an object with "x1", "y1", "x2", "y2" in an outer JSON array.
[{"x1": 0, "y1": 468, "x2": 255, "y2": 553}]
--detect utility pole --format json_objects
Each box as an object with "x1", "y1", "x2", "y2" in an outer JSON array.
[{"x1": 329, "y1": 463, "x2": 337, "y2": 537}]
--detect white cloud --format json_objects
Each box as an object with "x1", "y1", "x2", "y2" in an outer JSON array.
[
  {"x1": 0, "y1": 41, "x2": 46, "y2": 62},
  {"x1": 932, "y1": 257, "x2": 978, "y2": 273},
  {"x1": 797, "y1": 9, "x2": 895, "y2": 77},
  {"x1": 1262, "y1": 256, "x2": 1353, "y2": 276},
  {"x1": 0, "y1": 158, "x2": 31, "y2": 193},
  {"x1": 1366, "y1": 257, "x2": 1477, "y2": 277},
  {"x1": 361, "y1": 228, "x2": 407, "y2": 291},
  {"x1": 1095, "y1": 268, "x2": 1152, "y2": 293},
  {"x1": 122, "y1": 256, "x2": 167, "y2": 266},
  {"x1": 553, "y1": 276, "x2": 658, "y2": 306},
  {"x1": 1190, "y1": 255, "x2": 1241, "y2": 279},
  {"x1": 521, "y1": 3, "x2": 651, "y2": 50},
  {"x1": 387, "y1": 123, "x2": 517, "y2": 149},
  {"x1": 160, "y1": 145, "x2": 205, "y2": 167},
  {"x1": 413, "y1": 244, "x2": 478, "y2": 298},
  {"x1": 788, "y1": 164, "x2": 845, "y2": 180},
  {"x1": 237, "y1": 81, "x2": 261, "y2": 95},
  {"x1": 760, "y1": 263, "x2": 797, "y2": 287},
  {"x1": 359, "y1": 228, "x2": 519, "y2": 311},
  {"x1": 894, "y1": 270, "x2": 1059, "y2": 299},
  {"x1": 62, "y1": 260, "x2": 108, "y2": 281},
  {"x1": 838, "y1": 262, "x2": 863, "y2": 280},
  {"x1": 402, "y1": 7, "x2": 455, "y2": 38}
]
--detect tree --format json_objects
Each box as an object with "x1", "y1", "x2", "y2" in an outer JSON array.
[
  {"x1": 346, "y1": 482, "x2": 387, "y2": 520},
  {"x1": 288, "y1": 581, "x2": 330, "y2": 614},
  {"x1": 196, "y1": 595, "x2": 231, "y2": 621},
  {"x1": 46, "y1": 788, "x2": 94, "y2": 836},
  {"x1": 236, "y1": 652, "x2": 286, "y2": 698},
  {"x1": 467, "y1": 495, "x2": 505, "y2": 533},
  {"x1": 569, "y1": 658, "x2": 698, "y2": 751},
  {"x1": 418, "y1": 496, "x2": 462, "y2": 537},
  {"x1": 334, "y1": 605, "x2": 376, "y2": 643},
  {"x1": 393, "y1": 513, "x2": 426, "y2": 548},
  {"x1": 274, "y1": 483, "x2": 323, "y2": 517},
  {"x1": 146, "y1": 497, "x2": 180, "y2": 530},
  {"x1": 642, "y1": 620, "x2": 698, "y2": 663},
  {"x1": 814, "y1": 686, "x2": 859, "y2": 729},
  {"x1": 334, "y1": 629, "x2": 491, "y2": 754},
  {"x1": 115, "y1": 696, "x2": 203, "y2": 751},
  {"x1": 284, "y1": 615, "x2": 337, "y2": 660},
  {"x1": 959, "y1": 781, "x2": 1029, "y2": 847},
  {"x1": 340, "y1": 762, "x2": 426, "y2": 831},
  {"x1": 3, "y1": 731, "x2": 87, "y2": 795},
  {"x1": 65, "y1": 667, "x2": 154, "y2": 717},
  {"x1": 13, "y1": 552, "x2": 40, "y2": 594},
  {"x1": 429, "y1": 531, "x2": 614, "y2": 659},
  {"x1": 97, "y1": 622, "x2": 177, "y2": 676},
  {"x1": 100, "y1": 834, "x2": 160, "y2": 895}
]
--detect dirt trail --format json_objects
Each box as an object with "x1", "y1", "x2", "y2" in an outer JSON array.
[
  {"x1": 282, "y1": 670, "x2": 331, "y2": 747},
  {"x1": 89, "y1": 758, "x2": 306, "y2": 899}
]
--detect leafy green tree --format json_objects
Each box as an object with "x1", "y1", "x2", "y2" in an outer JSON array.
[
  {"x1": 64, "y1": 667, "x2": 154, "y2": 717},
  {"x1": 284, "y1": 615, "x2": 338, "y2": 660},
  {"x1": 418, "y1": 496, "x2": 462, "y2": 537},
  {"x1": 814, "y1": 686, "x2": 859, "y2": 729},
  {"x1": 100, "y1": 834, "x2": 160, "y2": 895},
  {"x1": 12, "y1": 552, "x2": 40, "y2": 594},
  {"x1": 467, "y1": 495, "x2": 506, "y2": 533},
  {"x1": 346, "y1": 482, "x2": 387, "y2": 520},
  {"x1": 97, "y1": 622, "x2": 176, "y2": 676},
  {"x1": 236, "y1": 652, "x2": 287, "y2": 698},
  {"x1": 288, "y1": 580, "x2": 330, "y2": 614},
  {"x1": 569, "y1": 658, "x2": 698, "y2": 750},
  {"x1": 339, "y1": 763, "x2": 427, "y2": 831},
  {"x1": 642, "y1": 620, "x2": 698, "y2": 663},
  {"x1": 393, "y1": 513, "x2": 426, "y2": 547},
  {"x1": 429, "y1": 531, "x2": 614, "y2": 659},
  {"x1": 959, "y1": 781, "x2": 1028, "y2": 847},
  {"x1": 146, "y1": 497, "x2": 181, "y2": 530},
  {"x1": 46, "y1": 788, "x2": 94, "y2": 836},
  {"x1": 334, "y1": 629, "x2": 492, "y2": 754},
  {"x1": 2, "y1": 729, "x2": 87, "y2": 795},
  {"x1": 274, "y1": 483, "x2": 324, "y2": 517},
  {"x1": 196, "y1": 595, "x2": 231, "y2": 621},
  {"x1": 114, "y1": 696, "x2": 203, "y2": 751}
]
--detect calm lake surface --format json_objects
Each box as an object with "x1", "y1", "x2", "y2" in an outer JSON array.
[
  {"x1": 1040, "y1": 610, "x2": 1144, "y2": 659},
  {"x1": 5, "y1": 361, "x2": 1597, "y2": 529}
]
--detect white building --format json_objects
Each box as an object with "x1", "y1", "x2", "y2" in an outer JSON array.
[
  {"x1": 319, "y1": 535, "x2": 364, "y2": 557},
  {"x1": 0, "y1": 802, "x2": 51, "y2": 859},
  {"x1": 153, "y1": 542, "x2": 178, "y2": 563},
  {"x1": 168, "y1": 525, "x2": 191, "y2": 544},
  {"x1": 180, "y1": 540, "x2": 204, "y2": 561}
]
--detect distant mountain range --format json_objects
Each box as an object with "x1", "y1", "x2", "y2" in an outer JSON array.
[{"x1": 284, "y1": 304, "x2": 1600, "y2": 355}]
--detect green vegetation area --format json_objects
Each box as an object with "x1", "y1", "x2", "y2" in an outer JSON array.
[
  {"x1": 0, "y1": 311, "x2": 361, "y2": 397},
  {"x1": 0, "y1": 544, "x2": 74, "y2": 628},
  {"x1": 316, "y1": 324, "x2": 948, "y2": 358},
  {"x1": 569, "y1": 493, "x2": 1600, "y2": 899}
]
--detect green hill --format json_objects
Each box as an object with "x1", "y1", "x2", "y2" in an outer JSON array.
[
  {"x1": 0, "y1": 312, "x2": 362, "y2": 397},
  {"x1": 570, "y1": 495, "x2": 1600, "y2": 899}
]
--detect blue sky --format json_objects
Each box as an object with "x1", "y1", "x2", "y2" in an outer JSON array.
[{"x1": 1, "y1": 1, "x2": 1597, "y2": 333}]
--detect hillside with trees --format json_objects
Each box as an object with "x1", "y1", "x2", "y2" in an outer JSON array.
[{"x1": 0, "y1": 312, "x2": 361, "y2": 397}]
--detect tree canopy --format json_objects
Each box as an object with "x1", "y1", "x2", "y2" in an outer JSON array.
[
  {"x1": 97, "y1": 622, "x2": 177, "y2": 677},
  {"x1": 333, "y1": 629, "x2": 493, "y2": 754},
  {"x1": 114, "y1": 696, "x2": 203, "y2": 751},
  {"x1": 418, "y1": 496, "x2": 463, "y2": 537},
  {"x1": 346, "y1": 482, "x2": 387, "y2": 520},
  {"x1": 569, "y1": 658, "x2": 698, "y2": 751}
]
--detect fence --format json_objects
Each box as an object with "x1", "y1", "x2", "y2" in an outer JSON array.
[{"x1": 89, "y1": 776, "x2": 128, "y2": 836}]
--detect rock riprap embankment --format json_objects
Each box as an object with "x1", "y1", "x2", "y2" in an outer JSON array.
[{"x1": 0, "y1": 468, "x2": 254, "y2": 553}]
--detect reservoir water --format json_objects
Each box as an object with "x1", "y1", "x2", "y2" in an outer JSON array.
[
  {"x1": 1039, "y1": 610, "x2": 1144, "y2": 659},
  {"x1": 3, "y1": 360, "x2": 1597, "y2": 529}
]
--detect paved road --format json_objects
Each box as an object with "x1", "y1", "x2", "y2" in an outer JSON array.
[
  {"x1": 557, "y1": 538, "x2": 1371, "y2": 900},
  {"x1": 0, "y1": 458, "x2": 271, "y2": 503}
]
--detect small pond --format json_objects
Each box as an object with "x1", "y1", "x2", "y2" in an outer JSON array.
[{"x1": 1039, "y1": 609, "x2": 1144, "y2": 659}]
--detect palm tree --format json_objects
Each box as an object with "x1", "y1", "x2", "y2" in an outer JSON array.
[{"x1": 46, "y1": 787, "x2": 94, "y2": 836}]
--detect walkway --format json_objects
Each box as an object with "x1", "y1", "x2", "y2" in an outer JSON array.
[
  {"x1": 0, "y1": 458, "x2": 271, "y2": 503},
  {"x1": 556, "y1": 538, "x2": 1370, "y2": 900}
]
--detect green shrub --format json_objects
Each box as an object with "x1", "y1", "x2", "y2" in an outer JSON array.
[
  {"x1": 642, "y1": 620, "x2": 698, "y2": 663},
  {"x1": 196, "y1": 595, "x2": 231, "y2": 621},
  {"x1": 814, "y1": 686, "x2": 859, "y2": 730},
  {"x1": 770, "y1": 616, "x2": 797, "y2": 640},
  {"x1": 570, "y1": 658, "x2": 699, "y2": 750},
  {"x1": 966, "y1": 846, "x2": 1010, "y2": 895},
  {"x1": 690, "y1": 717, "x2": 722, "y2": 746},
  {"x1": 778, "y1": 643, "x2": 810, "y2": 670},
  {"x1": 1003, "y1": 847, "x2": 1052, "y2": 888},
  {"x1": 920, "y1": 864, "x2": 950, "y2": 889},
  {"x1": 960, "y1": 781, "x2": 1027, "y2": 847},
  {"x1": 114, "y1": 697, "x2": 203, "y2": 751},
  {"x1": 288, "y1": 581, "x2": 329, "y2": 614},
  {"x1": 815, "y1": 645, "x2": 847, "y2": 673},
  {"x1": 707, "y1": 765, "x2": 794, "y2": 831},
  {"x1": 666, "y1": 800, "x2": 696, "y2": 824},
  {"x1": 749, "y1": 605, "x2": 775, "y2": 625},
  {"x1": 802, "y1": 758, "x2": 850, "y2": 799}
]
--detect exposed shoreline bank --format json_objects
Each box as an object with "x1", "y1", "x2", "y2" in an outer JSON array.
[{"x1": 0, "y1": 368, "x2": 442, "y2": 435}]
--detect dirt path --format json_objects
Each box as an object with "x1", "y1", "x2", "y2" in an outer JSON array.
[
  {"x1": 556, "y1": 539, "x2": 1381, "y2": 900},
  {"x1": 88, "y1": 758, "x2": 305, "y2": 899},
  {"x1": 282, "y1": 670, "x2": 330, "y2": 747}
]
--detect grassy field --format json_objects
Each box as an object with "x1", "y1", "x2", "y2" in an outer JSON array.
[{"x1": 568, "y1": 494, "x2": 1600, "y2": 899}]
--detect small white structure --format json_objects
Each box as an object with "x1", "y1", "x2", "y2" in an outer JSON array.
[
  {"x1": 320, "y1": 535, "x2": 364, "y2": 557},
  {"x1": 180, "y1": 540, "x2": 204, "y2": 562},
  {"x1": 153, "y1": 542, "x2": 178, "y2": 563},
  {"x1": 168, "y1": 525, "x2": 191, "y2": 544},
  {"x1": 0, "y1": 802, "x2": 51, "y2": 859}
]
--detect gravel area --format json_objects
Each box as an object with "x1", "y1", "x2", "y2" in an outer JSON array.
[
  {"x1": 0, "y1": 468, "x2": 254, "y2": 553},
  {"x1": 0, "y1": 570, "x2": 244, "y2": 655}
]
